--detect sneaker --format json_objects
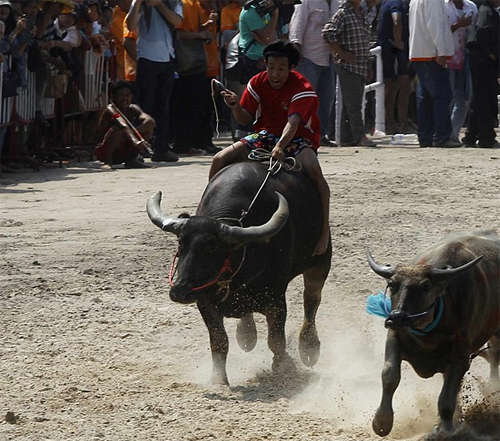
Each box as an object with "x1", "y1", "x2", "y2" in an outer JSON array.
[
  {"x1": 461, "y1": 136, "x2": 477, "y2": 147},
  {"x1": 320, "y1": 136, "x2": 337, "y2": 147},
  {"x1": 152, "y1": 150, "x2": 179, "y2": 162},
  {"x1": 477, "y1": 141, "x2": 500, "y2": 148},
  {"x1": 437, "y1": 139, "x2": 462, "y2": 148},
  {"x1": 125, "y1": 157, "x2": 151, "y2": 168},
  {"x1": 186, "y1": 148, "x2": 207, "y2": 155}
]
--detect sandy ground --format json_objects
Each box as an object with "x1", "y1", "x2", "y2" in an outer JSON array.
[{"x1": 1, "y1": 137, "x2": 500, "y2": 441}]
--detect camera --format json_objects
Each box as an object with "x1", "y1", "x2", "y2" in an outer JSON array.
[{"x1": 243, "y1": 0, "x2": 300, "y2": 16}]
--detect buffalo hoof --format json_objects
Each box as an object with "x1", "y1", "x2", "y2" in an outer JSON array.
[
  {"x1": 236, "y1": 315, "x2": 257, "y2": 352},
  {"x1": 272, "y1": 353, "x2": 296, "y2": 374},
  {"x1": 372, "y1": 407, "x2": 393, "y2": 437},
  {"x1": 299, "y1": 324, "x2": 320, "y2": 367},
  {"x1": 210, "y1": 371, "x2": 229, "y2": 386}
]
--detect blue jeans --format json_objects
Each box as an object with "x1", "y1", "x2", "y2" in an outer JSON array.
[
  {"x1": 449, "y1": 63, "x2": 472, "y2": 141},
  {"x1": 413, "y1": 61, "x2": 452, "y2": 146},
  {"x1": 296, "y1": 57, "x2": 335, "y2": 137}
]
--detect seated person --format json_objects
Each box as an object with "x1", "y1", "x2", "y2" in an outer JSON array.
[
  {"x1": 209, "y1": 41, "x2": 331, "y2": 256},
  {"x1": 95, "y1": 81, "x2": 155, "y2": 168}
]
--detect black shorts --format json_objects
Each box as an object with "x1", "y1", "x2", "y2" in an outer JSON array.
[
  {"x1": 381, "y1": 44, "x2": 409, "y2": 79},
  {"x1": 240, "y1": 130, "x2": 314, "y2": 157}
]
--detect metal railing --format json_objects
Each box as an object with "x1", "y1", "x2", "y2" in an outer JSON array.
[{"x1": 0, "y1": 51, "x2": 108, "y2": 127}]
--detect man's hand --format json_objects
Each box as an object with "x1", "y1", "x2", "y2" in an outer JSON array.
[
  {"x1": 436, "y1": 56, "x2": 447, "y2": 68},
  {"x1": 392, "y1": 39, "x2": 404, "y2": 50},
  {"x1": 340, "y1": 50, "x2": 356, "y2": 64},
  {"x1": 271, "y1": 145, "x2": 285, "y2": 162},
  {"x1": 221, "y1": 90, "x2": 238, "y2": 108}
]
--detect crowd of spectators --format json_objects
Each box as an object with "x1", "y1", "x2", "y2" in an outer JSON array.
[{"x1": 0, "y1": 0, "x2": 498, "y2": 171}]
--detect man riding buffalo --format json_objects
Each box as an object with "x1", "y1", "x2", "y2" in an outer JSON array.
[{"x1": 210, "y1": 41, "x2": 331, "y2": 257}]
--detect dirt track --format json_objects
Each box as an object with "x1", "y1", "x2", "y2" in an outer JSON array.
[{"x1": 1, "y1": 140, "x2": 500, "y2": 441}]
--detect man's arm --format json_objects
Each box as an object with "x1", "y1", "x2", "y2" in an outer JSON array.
[
  {"x1": 271, "y1": 114, "x2": 301, "y2": 161},
  {"x1": 221, "y1": 90, "x2": 253, "y2": 126},
  {"x1": 126, "y1": 0, "x2": 144, "y2": 32},
  {"x1": 147, "y1": 0, "x2": 183, "y2": 27},
  {"x1": 123, "y1": 37, "x2": 137, "y2": 59},
  {"x1": 288, "y1": 2, "x2": 309, "y2": 52},
  {"x1": 391, "y1": 11, "x2": 403, "y2": 49}
]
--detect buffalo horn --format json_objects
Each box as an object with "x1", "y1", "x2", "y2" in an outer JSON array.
[
  {"x1": 146, "y1": 191, "x2": 187, "y2": 235},
  {"x1": 367, "y1": 249, "x2": 395, "y2": 279},
  {"x1": 219, "y1": 192, "x2": 289, "y2": 244},
  {"x1": 430, "y1": 255, "x2": 483, "y2": 278}
]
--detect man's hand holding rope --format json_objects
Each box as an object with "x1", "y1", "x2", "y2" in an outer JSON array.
[{"x1": 272, "y1": 114, "x2": 301, "y2": 162}]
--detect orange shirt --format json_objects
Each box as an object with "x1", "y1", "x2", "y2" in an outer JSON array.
[
  {"x1": 220, "y1": 2, "x2": 241, "y2": 32},
  {"x1": 177, "y1": 0, "x2": 220, "y2": 78},
  {"x1": 110, "y1": 7, "x2": 126, "y2": 80},
  {"x1": 123, "y1": 21, "x2": 137, "y2": 82}
]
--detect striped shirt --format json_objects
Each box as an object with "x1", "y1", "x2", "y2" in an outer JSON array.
[
  {"x1": 240, "y1": 70, "x2": 321, "y2": 148},
  {"x1": 322, "y1": 0, "x2": 371, "y2": 78}
]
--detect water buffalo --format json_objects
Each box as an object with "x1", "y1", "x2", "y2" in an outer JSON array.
[
  {"x1": 147, "y1": 161, "x2": 332, "y2": 385},
  {"x1": 367, "y1": 230, "x2": 500, "y2": 436}
]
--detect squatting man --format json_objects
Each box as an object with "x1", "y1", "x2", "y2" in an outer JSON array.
[{"x1": 209, "y1": 41, "x2": 331, "y2": 256}]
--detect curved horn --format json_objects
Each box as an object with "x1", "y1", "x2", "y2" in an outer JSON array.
[
  {"x1": 430, "y1": 255, "x2": 483, "y2": 278},
  {"x1": 146, "y1": 191, "x2": 187, "y2": 235},
  {"x1": 367, "y1": 249, "x2": 395, "y2": 279},
  {"x1": 219, "y1": 192, "x2": 289, "y2": 244}
]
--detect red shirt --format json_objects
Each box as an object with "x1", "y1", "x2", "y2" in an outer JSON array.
[{"x1": 240, "y1": 70, "x2": 321, "y2": 149}]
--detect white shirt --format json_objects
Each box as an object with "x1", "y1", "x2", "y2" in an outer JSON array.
[
  {"x1": 289, "y1": 0, "x2": 339, "y2": 66},
  {"x1": 409, "y1": 0, "x2": 454, "y2": 60},
  {"x1": 445, "y1": 0, "x2": 477, "y2": 69}
]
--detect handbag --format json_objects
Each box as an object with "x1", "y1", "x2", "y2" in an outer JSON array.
[
  {"x1": 224, "y1": 33, "x2": 260, "y2": 84},
  {"x1": 174, "y1": 37, "x2": 207, "y2": 77}
]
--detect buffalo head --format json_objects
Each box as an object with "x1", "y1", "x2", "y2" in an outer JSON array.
[
  {"x1": 147, "y1": 191, "x2": 289, "y2": 304},
  {"x1": 367, "y1": 250, "x2": 483, "y2": 331}
]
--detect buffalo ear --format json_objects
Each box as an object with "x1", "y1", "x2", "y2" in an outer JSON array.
[{"x1": 178, "y1": 212, "x2": 191, "y2": 219}]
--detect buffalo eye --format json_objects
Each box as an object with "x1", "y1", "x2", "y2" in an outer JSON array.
[{"x1": 419, "y1": 279, "x2": 432, "y2": 291}]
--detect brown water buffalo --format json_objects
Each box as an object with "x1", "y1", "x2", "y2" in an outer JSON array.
[{"x1": 367, "y1": 230, "x2": 500, "y2": 436}]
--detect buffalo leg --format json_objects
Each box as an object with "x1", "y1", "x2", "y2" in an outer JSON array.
[
  {"x1": 265, "y1": 303, "x2": 294, "y2": 372},
  {"x1": 373, "y1": 331, "x2": 401, "y2": 437},
  {"x1": 437, "y1": 360, "x2": 468, "y2": 432},
  {"x1": 236, "y1": 313, "x2": 257, "y2": 352},
  {"x1": 299, "y1": 265, "x2": 327, "y2": 367},
  {"x1": 486, "y1": 333, "x2": 500, "y2": 383},
  {"x1": 197, "y1": 300, "x2": 229, "y2": 385}
]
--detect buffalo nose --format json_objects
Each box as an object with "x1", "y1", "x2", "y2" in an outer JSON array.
[{"x1": 384, "y1": 311, "x2": 408, "y2": 329}]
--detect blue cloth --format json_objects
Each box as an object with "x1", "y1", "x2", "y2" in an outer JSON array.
[
  {"x1": 413, "y1": 61, "x2": 452, "y2": 146},
  {"x1": 137, "y1": 2, "x2": 183, "y2": 63},
  {"x1": 366, "y1": 291, "x2": 392, "y2": 318}
]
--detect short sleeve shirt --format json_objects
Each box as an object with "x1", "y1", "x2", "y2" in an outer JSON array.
[
  {"x1": 238, "y1": 6, "x2": 271, "y2": 60},
  {"x1": 136, "y1": 0, "x2": 183, "y2": 62},
  {"x1": 221, "y1": 2, "x2": 242, "y2": 31},
  {"x1": 240, "y1": 70, "x2": 321, "y2": 148}
]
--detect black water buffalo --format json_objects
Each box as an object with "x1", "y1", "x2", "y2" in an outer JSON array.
[
  {"x1": 367, "y1": 230, "x2": 500, "y2": 436},
  {"x1": 147, "y1": 161, "x2": 332, "y2": 385}
]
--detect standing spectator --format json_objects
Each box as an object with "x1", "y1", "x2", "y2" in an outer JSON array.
[
  {"x1": 109, "y1": 0, "x2": 131, "y2": 80},
  {"x1": 238, "y1": 0, "x2": 279, "y2": 83},
  {"x1": 322, "y1": 0, "x2": 376, "y2": 147},
  {"x1": 122, "y1": 17, "x2": 137, "y2": 82},
  {"x1": 409, "y1": 0, "x2": 455, "y2": 147},
  {"x1": 377, "y1": 0, "x2": 410, "y2": 134},
  {"x1": 126, "y1": 0, "x2": 182, "y2": 162},
  {"x1": 172, "y1": 0, "x2": 220, "y2": 154},
  {"x1": 289, "y1": 0, "x2": 339, "y2": 146},
  {"x1": 445, "y1": 0, "x2": 477, "y2": 144},
  {"x1": 220, "y1": 0, "x2": 241, "y2": 44},
  {"x1": 462, "y1": 0, "x2": 499, "y2": 147}
]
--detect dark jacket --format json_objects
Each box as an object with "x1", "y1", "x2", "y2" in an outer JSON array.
[{"x1": 467, "y1": 0, "x2": 499, "y2": 65}]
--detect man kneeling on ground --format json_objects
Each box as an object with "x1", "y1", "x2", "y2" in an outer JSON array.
[
  {"x1": 209, "y1": 41, "x2": 331, "y2": 256},
  {"x1": 95, "y1": 81, "x2": 155, "y2": 168}
]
